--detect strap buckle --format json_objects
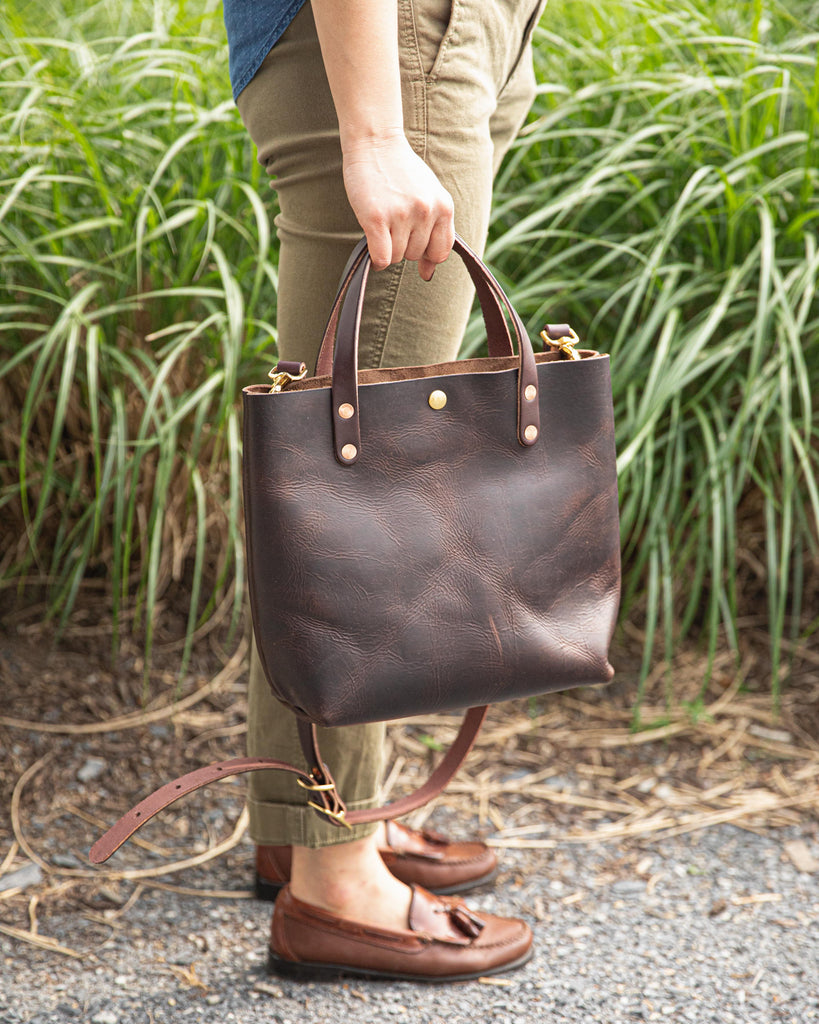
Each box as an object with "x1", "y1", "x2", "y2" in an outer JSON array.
[
  {"x1": 297, "y1": 771, "x2": 352, "y2": 829},
  {"x1": 306, "y1": 801, "x2": 353, "y2": 830},
  {"x1": 296, "y1": 775, "x2": 337, "y2": 793}
]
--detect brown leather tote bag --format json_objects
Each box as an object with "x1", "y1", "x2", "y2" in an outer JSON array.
[
  {"x1": 244, "y1": 234, "x2": 620, "y2": 726},
  {"x1": 90, "y1": 235, "x2": 620, "y2": 862}
]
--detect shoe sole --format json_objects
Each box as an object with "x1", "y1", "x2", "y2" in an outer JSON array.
[
  {"x1": 255, "y1": 865, "x2": 498, "y2": 903},
  {"x1": 267, "y1": 944, "x2": 533, "y2": 983}
]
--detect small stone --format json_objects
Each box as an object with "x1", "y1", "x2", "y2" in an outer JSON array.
[
  {"x1": 78, "y1": 758, "x2": 107, "y2": 783},
  {"x1": 253, "y1": 981, "x2": 283, "y2": 998},
  {"x1": 611, "y1": 879, "x2": 645, "y2": 896},
  {"x1": 168, "y1": 953, "x2": 196, "y2": 965},
  {"x1": 747, "y1": 724, "x2": 793, "y2": 744},
  {"x1": 52, "y1": 853, "x2": 83, "y2": 870},
  {"x1": 783, "y1": 839, "x2": 819, "y2": 873},
  {"x1": 0, "y1": 863, "x2": 43, "y2": 892},
  {"x1": 205, "y1": 995, "x2": 221, "y2": 1005},
  {"x1": 566, "y1": 926, "x2": 593, "y2": 939},
  {"x1": 543, "y1": 775, "x2": 572, "y2": 791},
  {"x1": 91, "y1": 1012, "x2": 118, "y2": 1024}
]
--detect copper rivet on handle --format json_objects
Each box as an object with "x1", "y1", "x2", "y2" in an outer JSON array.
[
  {"x1": 428, "y1": 390, "x2": 447, "y2": 410},
  {"x1": 524, "y1": 385, "x2": 537, "y2": 402},
  {"x1": 338, "y1": 403, "x2": 354, "y2": 419},
  {"x1": 524, "y1": 424, "x2": 538, "y2": 442},
  {"x1": 341, "y1": 444, "x2": 357, "y2": 461}
]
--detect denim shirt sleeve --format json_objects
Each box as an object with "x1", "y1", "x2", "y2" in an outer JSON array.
[{"x1": 223, "y1": 0, "x2": 308, "y2": 101}]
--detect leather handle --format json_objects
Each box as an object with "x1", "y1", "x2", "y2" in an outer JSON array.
[
  {"x1": 89, "y1": 706, "x2": 488, "y2": 865},
  {"x1": 314, "y1": 236, "x2": 514, "y2": 377},
  {"x1": 314, "y1": 235, "x2": 540, "y2": 465}
]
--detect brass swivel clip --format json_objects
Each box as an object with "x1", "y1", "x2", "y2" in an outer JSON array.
[
  {"x1": 268, "y1": 362, "x2": 308, "y2": 393},
  {"x1": 540, "y1": 326, "x2": 581, "y2": 361}
]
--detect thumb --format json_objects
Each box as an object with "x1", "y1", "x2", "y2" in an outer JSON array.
[{"x1": 363, "y1": 221, "x2": 392, "y2": 271}]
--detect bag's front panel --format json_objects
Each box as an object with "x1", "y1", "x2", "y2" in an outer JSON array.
[{"x1": 244, "y1": 355, "x2": 619, "y2": 727}]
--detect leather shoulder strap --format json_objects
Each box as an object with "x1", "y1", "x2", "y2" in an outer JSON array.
[{"x1": 89, "y1": 706, "x2": 488, "y2": 864}]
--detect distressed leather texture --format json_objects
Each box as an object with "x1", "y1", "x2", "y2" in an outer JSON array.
[{"x1": 244, "y1": 239, "x2": 620, "y2": 728}]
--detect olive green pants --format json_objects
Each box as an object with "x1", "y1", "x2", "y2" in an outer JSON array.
[{"x1": 238, "y1": 0, "x2": 546, "y2": 847}]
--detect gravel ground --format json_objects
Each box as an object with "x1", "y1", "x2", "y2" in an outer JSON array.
[{"x1": 2, "y1": 820, "x2": 818, "y2": 1024}]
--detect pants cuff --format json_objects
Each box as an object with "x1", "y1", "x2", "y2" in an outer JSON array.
[{"x1": 247, "y1": 796, "x2": 381, "y2": 849}]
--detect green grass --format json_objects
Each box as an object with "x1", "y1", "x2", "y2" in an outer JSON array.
[
  {"x1": 0, "y1": 0, "x2": 276, "y2": 675},
  {"x1": 1, "y1": 0, "x2": 817, "y2": 701}
]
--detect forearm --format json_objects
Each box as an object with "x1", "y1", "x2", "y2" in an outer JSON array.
[
  {"x1": 310, "y1": 0, "x2": 453, "y2": 277},
  {"x1": 310, "y1": 0, "x2": 405, "y2": 152}
]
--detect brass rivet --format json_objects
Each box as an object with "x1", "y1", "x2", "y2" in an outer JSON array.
[
  {"x1": 341, "y1": 443, "x2": 358, "y2": 461},
  {"x1": 338, "y1": 403, "x2": 355, "y2": 419},
  {"x1": 524, "y1": 424, "x2": 538, "y2": 442},
  {"x1": 524, "y1": 384, "x2": 537, "y2": 402},
  {"x1": 428, "y1": 390, "x2": 447, "y2": 410}
]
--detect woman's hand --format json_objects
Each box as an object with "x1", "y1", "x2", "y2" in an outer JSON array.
[
  {"x1": 342, "y1": 131, "x2": 454, "y2": 281},
  {"x1": 311, "y1": 0, "x2": 455, "y2": 279}
]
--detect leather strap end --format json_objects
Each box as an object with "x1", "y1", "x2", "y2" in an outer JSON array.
[
  {"x1": 88, "y1": 757, "x2": 315, "y2": 864},
  {"x1": 275, "y1": 360, "x2": 307, "y2": 377},
  {"x1": 517, "y1": 344, "x2": 540, "y2": 447},
  {"x1": 541, "y1": 323, "x2": 574, "y2": 342}
]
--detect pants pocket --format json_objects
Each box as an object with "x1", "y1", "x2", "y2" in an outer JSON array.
[
  {"x1": 408, "y1": 0, "x2": 460, "y2": 81},
  {"x1": 500, "y1": 0, "x2": 547, "y2": 95}
]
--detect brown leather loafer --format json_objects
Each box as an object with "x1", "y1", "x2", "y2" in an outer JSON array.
[
  {"x1": 255, "y1": 821, "x2": 498, "y2": 901},
  {"x1": 269, "y1": 883, "x2": 533, "y2": 982}
]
